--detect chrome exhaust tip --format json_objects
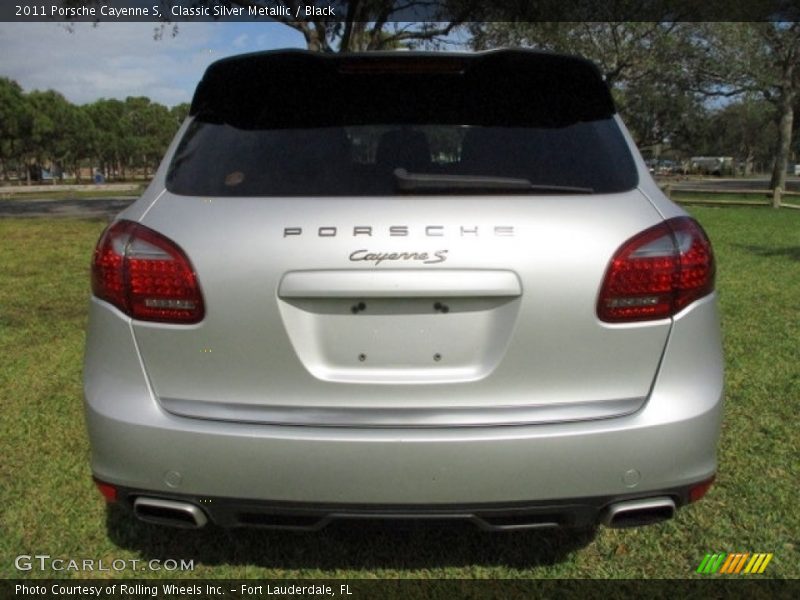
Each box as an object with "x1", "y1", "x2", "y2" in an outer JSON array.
[
  {"x1": 133, "y1": 497, "x2": 208, "y2": 529},
  {"x1": 602, "y1": 496, "x2": 676, "y2": 528}
]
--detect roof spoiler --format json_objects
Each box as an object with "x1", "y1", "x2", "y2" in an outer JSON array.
[{"x1": 190, "y1": 49, "x2": 616, "y2": 129}]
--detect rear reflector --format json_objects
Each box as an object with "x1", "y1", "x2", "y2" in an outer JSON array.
[
  {"x1": 91, "y1": 220, "x2": 204, "y2": 323},
  {"x1": 597, "y1": 217, "x2": 715, "y2": 322},
  {"x1": 93, "y1": 478, "x2": 118, "y2": 503},
  {"x1": 689, "y1": 475, "x2": 716, "y2": 503}
]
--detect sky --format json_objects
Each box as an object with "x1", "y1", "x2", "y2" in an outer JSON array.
[{"x1": 0, "y1": 21, "x2": 307, "y2": 106}]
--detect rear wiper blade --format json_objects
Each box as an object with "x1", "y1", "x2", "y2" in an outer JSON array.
[{"x1": 393, "y1": 168, "x2": 593, "y2": 194}]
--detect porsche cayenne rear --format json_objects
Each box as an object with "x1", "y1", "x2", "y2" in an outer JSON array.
[{"x1": 83, "y1": 49, "x2": 722, "y2": 531}]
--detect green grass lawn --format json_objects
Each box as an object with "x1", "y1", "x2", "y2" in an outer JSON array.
[
  {"x1": 671, "y1": 191, "x2": 773, "y2": 204},
  {"x1": 0, "y1": 208, "x2": 798, "y2": 580},
  {"x1": 0, "y1": 189, "x2": 143, "y2": 201}
]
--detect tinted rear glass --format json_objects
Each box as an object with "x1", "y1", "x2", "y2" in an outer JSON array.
[
  {"x1": 167, "y1": 51, "x2": 638, "y2": 196},
  {"x1": 167, "y1": 121, "x2": 638, "y2": 196}
]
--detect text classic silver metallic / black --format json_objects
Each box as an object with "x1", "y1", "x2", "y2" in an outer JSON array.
[{"x1": 84, "y1": 49, "x2": 722, "y2": 531}]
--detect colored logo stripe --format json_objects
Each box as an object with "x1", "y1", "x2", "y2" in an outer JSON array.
[
  {"x1": 697, "y1": 553, "x2": 773, "y2": 574},
  {"x1": 697, "y1": 554, "x2": 726, "y2": 574},
  {"x1": 744, "y1": 553, "x2": 773, "y2": 574},
  {"x1": 719, "y1": 553, "x2": 748, "y2": 573}
]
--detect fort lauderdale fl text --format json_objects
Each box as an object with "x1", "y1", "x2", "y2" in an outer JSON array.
[
  {"x1": 16, "y1": 582, "x2": 353, "y2": 597},
  {"x1": 37, "y1": 3, "x2": 335, "y2": 18}
]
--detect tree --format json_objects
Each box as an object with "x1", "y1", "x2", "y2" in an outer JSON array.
[
  {"x1": 1, "y1": 75, "x2": 187, "y2": 184},
  {"x1": 81, "y1": 97, "x2": 184, "y2": 180},
  {"x1": 85, "y1": 98, "x2": 129, "y2": 180},
  {"x1": 123, "y1": 97, "x2": 175, "y2": 177},
  {"x1": 712, "y1": 99, "x2": 777, "y2": 176},
  {"x1": 19, "y1": 90, "x2": 97, "y2": 183},
  {"x1": 692, "y1": 22, "x2": 800, "y2": 204},
  {"x1": 0, "y1": 78, "x2": 30, "y2": 181},
  {"x1": 21, "y1": 90, "x2": 66, "y2": 183},
  {"x1": 170, "y1": 103, "x2": 190, "y2": 126},
  {"x1": 59, "y1": 103, "x2": 96, "y2": 183},
  {"x1": 621, "y1": 77, "x2": 710, "y2": 157}
]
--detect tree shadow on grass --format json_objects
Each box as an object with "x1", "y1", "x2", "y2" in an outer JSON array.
[
  {"x1": 0, "y1": 198, "x2": 133, "y2": 219},
  {"x1": 734, "y1": 244, "x2": 800, "y2": 261},
  {"x1": 105, "y1": 504, "x2": 596, "y2": 571}
]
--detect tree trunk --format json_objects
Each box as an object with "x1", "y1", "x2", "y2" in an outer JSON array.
[
  {"x1": 768, "y1": 69, "x2": 796, "y2": 207},
  {"x1": 304, "y1": 26, "x2": 329, "y2": 52},
  {"x1": 744, "y1": 151, "x2": 754, "y2": 177},
  {"x1": 769, "y1": 100, "x2": 794, "y2": 207}
]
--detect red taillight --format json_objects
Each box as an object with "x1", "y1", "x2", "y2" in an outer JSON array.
[
  {"x1": 597, "y1": 217, "x2": 715, "y2": 322},
  {"x1": 689, "y1": 475, "x2": 715, "y2": 503},
  {"x1": 91, "y1": 220, "x2": 204, "y2": 323},
  {"x1": 93, "y1": 478, "x2": 118, "y2": 503}
]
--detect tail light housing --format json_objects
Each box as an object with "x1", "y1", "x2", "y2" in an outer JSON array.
[
  {"x1": 91, "y1": 220, "x2": 204, "y2": 323},
  {"x1": 93, "y1": 478, "x2": 118, "y2": 503},
  {"x1": 689, "y1": 475, "x2": 715, "y2": 503},
  {"x1": 598, "y1": 216, "x2": 715, "y2": 322}
]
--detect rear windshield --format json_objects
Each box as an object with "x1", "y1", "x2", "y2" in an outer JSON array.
[
  {"x1": 167, "y1": 120, "x2": 637, "y2": 196},
  {"x1": 167, "y1": 51, "x2": 638, "y2": 196}
]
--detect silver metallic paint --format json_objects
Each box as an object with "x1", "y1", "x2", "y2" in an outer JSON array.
[{"x1": 84, "y1": 108, "x2": 723, "y2": 514}]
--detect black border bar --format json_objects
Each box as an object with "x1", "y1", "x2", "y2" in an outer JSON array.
[
  {"x1": 4, "y1": 0, "x2": 800, "y2": 23},
  {"x1": 4, "y1": 579, "x2": 799, "y2": 599}
]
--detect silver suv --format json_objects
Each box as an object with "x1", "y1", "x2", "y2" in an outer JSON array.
[{"x1": 84, "y1": 49, "x2": 722, "y2": 531}]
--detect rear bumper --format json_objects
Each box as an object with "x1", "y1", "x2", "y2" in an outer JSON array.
[
  {"x1": 84, "y1": 295, "x2": 723, "y2": 514},
  {"x1": 114, "y1": 484, "x2": 697, "y2": 531},
  {"x1": 86, "y1": 400, "x2": 720, "y2": 506}
]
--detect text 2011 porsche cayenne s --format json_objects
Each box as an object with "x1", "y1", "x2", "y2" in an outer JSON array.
[{"x1": 84, "y1": 49, "x2": 722, "y2": 531}]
